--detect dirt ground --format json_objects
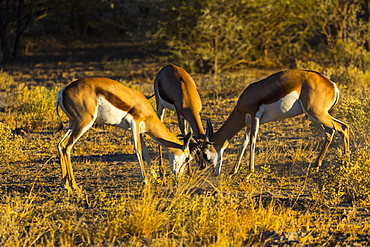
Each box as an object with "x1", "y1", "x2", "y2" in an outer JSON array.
[{"x1": 1, "y1": 41, "x2": 370, "y2": 245}]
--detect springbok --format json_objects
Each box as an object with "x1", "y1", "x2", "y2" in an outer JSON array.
[
  {"x1": 56, "y1": 77, "x2": 193, "y2": 193},
  {"x1": 154, "y1": 64, "x2": 206, "y2": 171},
  {"x1": 201, "y1": 70, "x2": 350, "y2": 176}
]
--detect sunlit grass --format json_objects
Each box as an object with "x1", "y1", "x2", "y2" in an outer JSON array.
[
  {"x1": 0, "y1": 122, "x2": 25, "y2": 164},
  {"x1": 1, "y1": 65, "x2": 370, "y2": 246},
  {"x1": 1, "y1": 174, "x2": 369, "y2": 246},
  {"x1": 0, "y1": 70, "x2": 14, "y2": 91}
]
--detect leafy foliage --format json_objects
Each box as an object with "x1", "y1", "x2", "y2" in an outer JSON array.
[
  {"x1": 152, "y1": 0, "x2": 370, "y2": 73},
  {"x1": 2, "y1": 0, "x2": 370, "y2": 72}
]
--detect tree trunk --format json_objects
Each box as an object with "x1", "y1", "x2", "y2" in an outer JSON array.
[
  {"x1": 365, "y1": 0, "x2": 370, "y2": 51},
  {"x1": 0, "y1": 0, "x2": 12, "y2": 63}
]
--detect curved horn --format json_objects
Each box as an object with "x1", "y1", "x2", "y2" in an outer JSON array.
[
  {"x1": 182, "y1": 129, "x2": 193, "y2": 151},
  {"x1": 206, "y1": 119, "x2": 214, "y2": 139}
]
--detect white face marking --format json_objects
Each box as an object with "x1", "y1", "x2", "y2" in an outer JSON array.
[
  {"x1": 203, "y1": 149, "x2": 215, "y2": 163},
  {"x1": 200, "y1": 141, "x2": 227, "y2": 175},
  {"x1": 171, "y1": 152, "x2": 190, "y2": 178},
  {"x1": 95, "y1": 95, "x2": 131, "y2": 129},
  {"x1": 214, "y1": 146, "x2": 226, "y2": 175},
  {"x1": 260, "y1": 91, "x2": 304, "y2": 124}
]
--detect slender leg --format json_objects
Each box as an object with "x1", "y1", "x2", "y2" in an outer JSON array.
[
  {"x1": 57, "y1": 129, "x2": 73, "y2": 193},
  {"x1": 68, "y1": 121, "x2": 94, "y2": 191},
  {"x1": 57, "y1": 130, "x2": 71, "y2": 178},
  {"x1": 215, "y1": 147, "x2": 225, "y2": 176},
  {"x1": 64, "y1": 142, "x2": 80, "y2": 192},
  {"x1": 230, "y1": 127, "x2": 251, "y2": 176},
  {"x1": 314, "y1": 125, "x2": 335, "y2": 169},
  {"x1": 130, "y1": 120, "x2": 147, "y2": 184},
  {"x1": 141, "y1": 135, "x2": 151, "y2": 166},
  {"x1": 332, "y1": 118, "x2": 350, "y2": 154},
  {"x1": 314, "y1": 116, "x2": 350, "y2": 169},
  {"x1": 178, "y1": 115, "x2": 188, "y2": 135},
  {"x1": 58, "y1": 120, "x2": 92, "y2": 193},
  {"x1": 306, "y1": 106, "x2": 350, "y2": 169},
  {"x1": 249, "y1": 117, "x2": 261, "y2": 172},
  {"x1": 156, "y1": 104, "x2": 166, "y2": 176},
  {"x1": 248, "y1": 108, "x2": 264, "y2": 172},
  {"x1": 177, "y1": 115, "x2": 193, "y2": 176}
]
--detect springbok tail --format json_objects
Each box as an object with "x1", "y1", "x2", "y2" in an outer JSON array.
[
  {"x1": 55, "y1": 96, "x2": 64, "y2": 133},
  {"x1": 329, "y1": 84, "x2": 340, "y2": 113},
  {"x1": 145, "y1": 93, "x2": 155, "y2": 100}
]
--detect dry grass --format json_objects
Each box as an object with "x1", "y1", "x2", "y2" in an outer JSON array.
[{"x1": 1, "y1": 59, "x2": 370, "y2": 246}]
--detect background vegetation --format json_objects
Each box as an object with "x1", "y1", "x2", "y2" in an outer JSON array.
[
  {"x1": 1, "y1": 0, "x2": 370, "y2": 246},
  {"x1": 1, "y1": 0, "x2": 370, "y2": 73}
]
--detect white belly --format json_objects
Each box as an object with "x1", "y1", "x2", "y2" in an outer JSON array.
[
  {"x1": 260, "y1": 91, "x2": 304, "y2": 124},
  {"x1": 95, "y1": 95, "x2": 131, "y2": 129}
]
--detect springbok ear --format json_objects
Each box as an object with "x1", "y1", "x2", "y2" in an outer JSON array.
[
  {"x1": 182, "y1": 129, "x2": 193, "y2": 151},
  {"x1": 206, "y1": 119, "x2": 214, "y2": 139}
]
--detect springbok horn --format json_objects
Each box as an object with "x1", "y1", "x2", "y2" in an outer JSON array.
[
  {"x1": 206, "y1": 119, "x2": 213, "y2": 139},
  {"x1": 182, "y1": 129, "x2": 193, "y2": 152}
]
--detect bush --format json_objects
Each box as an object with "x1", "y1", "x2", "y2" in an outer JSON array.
[
  {"x1": 295, "y1": 60, "x2": 324, "y2": 73},
  {"x1": 8, "y1": 84, "x2": 60, "y2": 129},
  {"x1": 327, "y1": 66, "x2": 370, "y2": 88},
  {"x1": 318, "y1": 147, "x2": 370, "y2": 206},
  {"x1": 151, "y1": 0, "x2": 370, "y2": 73},
  {"x1": 295, "y1": 61, "x2": 370, "y2": 89},
  {"x1": 0, "y1": 70, "x2": 14, "y2": 91},
  {"x1": 331, "y1": 91, "x2": 370, "y2": 147},
  {"x1": 0, "y1": 123, "x2": 24, "y2": 163}
]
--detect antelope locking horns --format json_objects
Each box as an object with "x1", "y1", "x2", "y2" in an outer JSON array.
[{"x1": 190, "y1": 139, "x2": 204, "y2": 157}]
